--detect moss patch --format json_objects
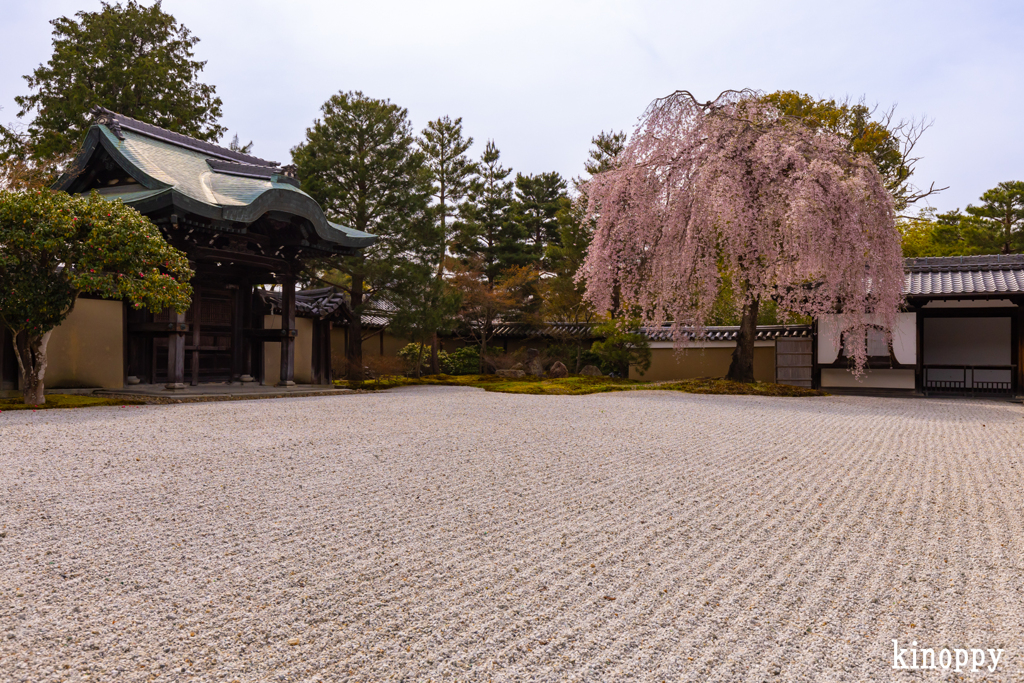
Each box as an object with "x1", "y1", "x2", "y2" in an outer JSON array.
[
  {"x1": 0, "y1": 394, "x2": 145, "y2": 411},
  {"x1": 337, "y1": 374, "x2": 824, "y2": 398},
  {"x1": 651, "y1": 378, "x2": 825, "y2": 397}
]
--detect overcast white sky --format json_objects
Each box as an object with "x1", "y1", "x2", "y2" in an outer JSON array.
[{"x1": 2, "y1": 0, "x2": 1022, "y2": 211}]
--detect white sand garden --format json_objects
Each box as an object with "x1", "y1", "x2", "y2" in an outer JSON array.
[{"x1": 1, "y1": 387, "x2": 1022, "y2": 681}]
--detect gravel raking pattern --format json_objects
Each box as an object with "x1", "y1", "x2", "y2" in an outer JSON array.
[{"x1": 2, "y1": 387, "x2": 1023, "y2": 682}]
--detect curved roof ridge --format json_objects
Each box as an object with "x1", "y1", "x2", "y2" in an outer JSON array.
[{"x1": 89, "y1": 106, "x2": 280, "y2": 168}]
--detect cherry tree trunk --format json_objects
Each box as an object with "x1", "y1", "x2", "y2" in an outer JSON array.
[
  {"x1": 13, "y1": 330, "x2": 52, "y2": 406},
  {"x1": 726, "y1": 298, "x2": 759, "y2": 383}
]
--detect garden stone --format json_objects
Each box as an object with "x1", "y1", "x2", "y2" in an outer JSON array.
[
  {"x1": 579, "y1": 365, "x2": 603, "y2": 377},
  {"x1": 496, "y1": 369, "x2": 526, "y2": 379},
  {"x1": 548, "y1": 361, "x2": 568, "y2": 378}
]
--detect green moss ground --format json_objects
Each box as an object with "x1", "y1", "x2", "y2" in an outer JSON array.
[
  {"x1": 0, "y1": 394, "x2": 144, "y2": 411},
  {"x1": 337, "y1": 374, "x2": 825, "y2": 397}
]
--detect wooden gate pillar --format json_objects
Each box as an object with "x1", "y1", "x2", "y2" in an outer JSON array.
[
  {"x1": 232, "y1": 282, "x2": 251, "y2": 383},
  {"x1": 190, "y1": 287, "x2": 202, "y2": 386},
  {"x1": 166, "y1": 310, "x2": 187, "y2": 391},
  {"x1": 278, "y1": 274, "x2": 296, "y2": 386}
]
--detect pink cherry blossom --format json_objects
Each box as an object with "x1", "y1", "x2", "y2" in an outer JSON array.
[{"x1": 579, "y1": 90, "x2": 903, "y2": 374}]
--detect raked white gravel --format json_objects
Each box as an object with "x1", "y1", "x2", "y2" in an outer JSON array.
[{"x1": 2, "y1": 386, "x2": 1024, "y2": 682}]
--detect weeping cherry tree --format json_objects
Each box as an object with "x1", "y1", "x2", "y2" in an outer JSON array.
[{"x1": 580, "y1": 90, "x2": 904, "y2": 381}]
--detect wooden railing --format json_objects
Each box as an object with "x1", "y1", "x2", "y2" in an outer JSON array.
[{"x1": 923, "y1": 365, "x2": 1017, "y2": 396}]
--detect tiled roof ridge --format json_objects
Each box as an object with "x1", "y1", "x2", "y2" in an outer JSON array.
[
  {"x1": 489, "y1": 321, "x2": 812, "y2": 341},
  {"x1": 904, "y1": 254, "x2": 1024, "y2": 273},
  {"x1": 90, "y1": 106, "x2": 280, "y2": 168},
  {"x1": 641, "y1": 324, "x2": 813, "y2": 342}
]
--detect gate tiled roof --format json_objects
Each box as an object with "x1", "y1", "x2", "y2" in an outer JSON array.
[
  {"x1": 57, "y1": 108, "x2": 375, "y2": 250},
  {"x1": 904, "y1": 255, "x2": 1024, "y2": 296}
]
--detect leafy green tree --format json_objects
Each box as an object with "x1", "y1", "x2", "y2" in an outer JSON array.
[
  {"x1": 762, "y1": 91, "x2": 942, "y2": 212},
  {"x1": 0, "y1": 190, "x2": 193, "y2": 405},
  {"x1": 454, "y1": 141, "x2": 530, "y2": 284},
  {"x1": 513, "y1": 171, "x2": 569, "y2": 257},
  {"x1": 451, "y1": 259, "x2": 536, "y2": 372},
  {"x1": 898, "y1": 208, "x2": 969, "y2": 257},
  {"x1": 387, "y1": 269, "x2": 461, "y2": 378},
  {"x1": 15, "y1": 0, "x2": 224, "y2": 162},
  {"x1": 589, "y1": 317, "x2": 651, "y2": 378},
  {"x1": 419, "y1": 116, "x2": 476, "y2": 372},
  {"x1": 292, "y1": 91, "x2": 434, "y2": 380},
  {"x1": 898, "y1": 183, "x2": 1024, "y2": 257}
]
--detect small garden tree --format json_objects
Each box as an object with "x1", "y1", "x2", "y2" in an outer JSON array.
[
  {"x1": 580, "y1": 90, "x2": 903, "y2": 381},
  {"x1": 0, "y1": 190, "x2": 193, "y2": 405},
  {"x1": 590, "y1": 317, "x2": 651, "y2": 377},
  {"x1": 387, "y1": 268, "x2": 461, "y2": 378}
]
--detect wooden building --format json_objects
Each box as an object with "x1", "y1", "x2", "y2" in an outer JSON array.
[
  {"x1": 815, "y1": 255, "x2": 1024, "y2": 396},
  {"x1": 0, "y1": 108, "x2": 375, "y2": 393}
]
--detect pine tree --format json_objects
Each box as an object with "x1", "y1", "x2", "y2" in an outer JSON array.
[
  {"x1": 963, "y1": 181, "x2": 1024, "y2": 254},
  {"x1": 15, "y1": 0, "x2": 224, "y2": 162},
  {"x1": 419, "y1": 116, "x2": 476, "y2": 373},
  {"x1": 454, "y1": 141, "x2": 530, "y2": 285},
  {"x1": 420, "y1": 116, "x2": 476, "y2": 277},
  {"x1": 513, "y1": 171, "x2": 569, "y2": 259},
  {"x1": 583, "y1": 130, "x2": 627, "y2": 177},
  {"x1": 292, "y1": 91, "x2": 434, "y2": 380}
]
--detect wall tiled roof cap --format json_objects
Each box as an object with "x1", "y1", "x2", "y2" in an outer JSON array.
[
  {"x1": 490, "y1": 322, "x2": 599, "y2": 338},
  {"x1": 641, "y1": 325, "x2": 812, "y2": 342}
]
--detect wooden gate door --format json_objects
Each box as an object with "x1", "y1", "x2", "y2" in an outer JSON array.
[{"x1": 775, "y1": 338, "x2": 813, "y2": 387}]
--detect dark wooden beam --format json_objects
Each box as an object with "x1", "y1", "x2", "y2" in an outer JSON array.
[
  {"x1": 190, "y1": 287, "x2": 202, "y2": 386},
  {"x1": 122, "y1": 301, "x2": 129, "y2": 387},
  {"x1": 279, "y1": 275, "x2": 296, "y2": 386},
  {"x1": 129, "y1": 321, "x2": 193, "y2": 334},
  {"x1": 311, "y1": 318, "x2": 322, "y2": 385},
  {"x1": 325, "y1": 321, "x2": 334, "y2": 385},
  {"x1": 232, "y1": 283, "x2": 248, "y2": 382},
  {"x1": 192, "y1": 246, "x2": 288, "y2": 270},
  {"x1": 246, "y1": 329, "x2": 297, "y2": 340},
  {"x1": 166, "y1": 311, "x2": 187, "y2": 391}
]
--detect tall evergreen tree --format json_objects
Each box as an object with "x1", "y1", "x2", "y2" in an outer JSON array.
[
  {"x1": 513, "y1": 171, "x2": 569, "y2": 258},
  {"x1": 454, "y1": 141, "x2": 530, "y2": 284},
  {"x1": 14, "y1": 0, "x2": 224, "y2": 162},
  {"x1": 292, "y1": 91, "x2": 433, "y2": 379},
  {"x1": 419, "y1": 116, "x2": 476, "y2": 278},
  {"x1": 540, "y1": 131, "x2": 626, "y2": 327},
  {"x1": 963, "y1": 181, "x2": 1024, "y2": 254},
  {"x1": 897, "y1": 183, "x2": 1024, "y2": 256},
  {"x1": 419, "y1": 116, "x2": 476, "y2": 373},
  {"x1": 583, "y1": 130, "x2": 627, "y2": 178}
]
